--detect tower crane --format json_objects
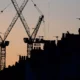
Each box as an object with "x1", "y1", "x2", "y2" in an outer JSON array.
[
  {"x1": 24, "y1": 0, "x2": 44, "y2": 58},
  {"x1": 11, "y1": 0, "x2": 44, "y2": 58},
  {"x1": 0, "y1": 0, "x2": 29, "y2": 70},
  {"x1": 11, "y1": 0, "x2": 30, "y2": 38},
  {"x1": 25, "y1": 15, "x2": 44, "y2": 58}
]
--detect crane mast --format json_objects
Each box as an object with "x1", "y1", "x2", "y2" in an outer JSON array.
[
  {"x1": 0, "y1": 0, "x2": 44, "y2": 70},
  {"x1": 23, "y1": 0, "x2": 44, "y2": 58},
  {"x1": 0, "y1": 0, "x2": 29, "y2": 70}
]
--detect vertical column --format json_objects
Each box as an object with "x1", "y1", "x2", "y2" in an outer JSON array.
[
  {"x1": 27, "y1": 43, "x2": 33, "y2": 58},
  {"x1": 0, "y1": 47, "x2": 6, "y2": 70},
  {"x1": 0, "y1": 46, "x2": 1, "y2": 70}
]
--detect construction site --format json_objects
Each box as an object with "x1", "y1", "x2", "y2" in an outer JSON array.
[
  {"x1": 0, "y1": 0, "x2": 46, "y2": 70},
  {"x1": 0, "y1": 0, "x2": 80, "y2": 80}
]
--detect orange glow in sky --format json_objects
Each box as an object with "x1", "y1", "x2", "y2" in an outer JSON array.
[{"x1": 0, "y1": 0, "x2": 80, "y2": 67}]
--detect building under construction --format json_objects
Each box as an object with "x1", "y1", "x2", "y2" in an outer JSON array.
[
  {"x1": 0, "y1": 0, "x2": 44, "y2": 70},
  {"x1": 0, "y1": 29, "x2": 80, "y2": 80},
  {"x1": 0, "y1": 0, "x2": 80, "y2": 80}
]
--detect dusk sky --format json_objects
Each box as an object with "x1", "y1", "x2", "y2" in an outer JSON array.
[{"x1": 0, "y1": 0, "x2": 80, "y2": 67}]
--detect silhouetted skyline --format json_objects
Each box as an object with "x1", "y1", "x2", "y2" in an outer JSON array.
[
  {"x1": 1, "y1": 29, "x2": 80, "y2": 79},
  {"x1": 0, "y1": 0, "x2": 80, "y2": 67}
]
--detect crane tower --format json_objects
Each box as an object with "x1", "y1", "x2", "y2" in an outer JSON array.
[
  {"x1": 0, "y1": 0, "x2": 29, "y2": 70},
  {"x1": 11, "y1": 0, "x2": 44, "y2": 58}
]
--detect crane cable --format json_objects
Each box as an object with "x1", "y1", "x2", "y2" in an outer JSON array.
[
  {"x1": 0, "y1": 3, "x2": 11, "y2": 14},
  {"x1": 0, "y1": 0, "x2": 22, "y2": 14},
  {"x1": 31, "y1": 0, "x2": 46, "y2": 39},
  {"x1": 30, "y1": 0, "x2": 43, "y2": 15},
  {"x1": 31, "y1": 0, "x2": 45, "y2": 23},
  {"x1": 0, "y1": 0, "x2": 43, "y2": 15}
]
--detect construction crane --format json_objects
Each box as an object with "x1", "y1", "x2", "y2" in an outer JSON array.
[
  {"x1": 24, "y1": 0, "x2": 44, "y2": 58},
  {"x1": 12, "y1": 0, "x2": 44, "y2": 58},
  {"x1": 11, "y1": 0, "x2": 44, "y2": 58},
  {"x1": 11, "y1": 0, "x2": 30, "y2": 38},
  {"x1": 0, "y1": 35, "x2": 9, "y2": 70},
  {"x1": 0, "y1": 0, "x2": 29, "y2": 70},
  {"x1": 26, "y1": 15, "x2": 44, "y2": 58},
  {"x1": 5, "y1": 0, "x2": 30, "y2": 40}
]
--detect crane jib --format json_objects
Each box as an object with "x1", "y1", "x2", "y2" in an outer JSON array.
[
  {"x1": 11, "y1": 0, "x2": 30, "y2": 38},
  {"x1": 4, "y1": 0, "x2": 44, "y2": 41},
  {"x1": 31, "y1": 15, "x2": 44, "y2": 40},
  {"x1": 4, "y1": 0, "x2": 29, "y2": 41}
]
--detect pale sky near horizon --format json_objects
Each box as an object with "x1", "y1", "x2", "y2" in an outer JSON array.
[{"x1": 0, "y1": 0, "x2": 80, "y2": 67}]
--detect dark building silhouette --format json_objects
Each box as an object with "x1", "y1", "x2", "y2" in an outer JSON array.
[{"x1": 1, "y1": 29, "x2": 80, "y2": 80}]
